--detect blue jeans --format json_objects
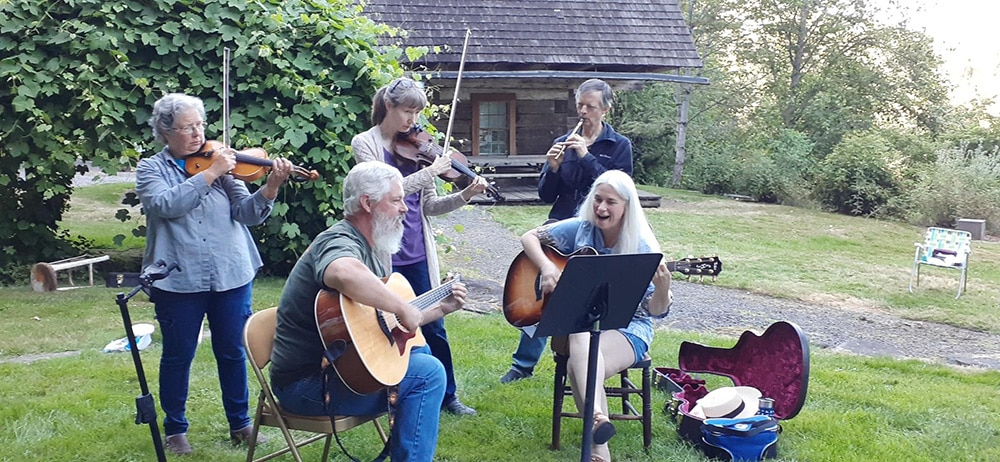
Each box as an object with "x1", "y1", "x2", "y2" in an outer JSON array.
[
  {"x1": 511, "y1": 330, "x2": 548, "y2": 373},
  {"x1": 510, "y1": 216, "x2": 558, "y2": 373},
  {"x1": 273, "y1": 348, "x2": 445, "y2": 462},
  {"x1": 152, "y1": 283, "x2": 253, "y2": 436},
  {"x1": 394, "y1": 260, "x2": 459, "y2": 403}
]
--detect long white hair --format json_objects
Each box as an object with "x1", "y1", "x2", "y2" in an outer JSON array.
[{"x1": 579, "y1": 170, "x2": 660, "y2": 254}]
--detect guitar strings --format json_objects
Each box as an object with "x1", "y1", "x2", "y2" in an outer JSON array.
[{"x1": 409, "y1": 276, "x2": 461, "y2": 311}]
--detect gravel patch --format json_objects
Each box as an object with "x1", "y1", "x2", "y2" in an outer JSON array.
[
  {"x1": 71, "y1": 164, "x2": 136, "y2": 187},
  {"x1": 434, "y1": 206, "x2": 1000, "y2": 371}
]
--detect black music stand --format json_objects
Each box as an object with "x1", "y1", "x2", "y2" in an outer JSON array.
[
  {"x1": 535, "y1": 252, "x2": 661, "y2": 462},
  {"x1": 114, "y1": 260, "x2": 180, "y2": 462}
]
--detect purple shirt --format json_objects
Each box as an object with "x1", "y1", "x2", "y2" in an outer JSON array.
[{"x1": 384, "y1": 150, "x2": 427, "y2": 265}]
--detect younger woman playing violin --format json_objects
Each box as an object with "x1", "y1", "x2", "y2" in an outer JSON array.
[
  {"x1": 351, "y1": 77, "x2": 487, "y2": 416},
  {"x1": 136, "y1": 93, "x2": 293, "y2": 455}
]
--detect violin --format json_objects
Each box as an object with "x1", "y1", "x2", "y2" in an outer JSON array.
[
  {"x1": 184, "y1": 140, "x2": 320, "y2": 182},
  {"x1": 392, "y1": 126, "x2": 504, "y2": 202}
]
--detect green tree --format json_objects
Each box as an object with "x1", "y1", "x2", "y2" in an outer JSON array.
[
  {"x1": 738, "y1": 0, "x2": 950, "y2": 155},
  {"x1": 939, "y1": 99, "x2": 1000, "y2": 154},
  {"x1": 0, "y1": 0, "x2": 420, "y2": 282},
  {"x1": 610, "y1": 83, "x2": 677, "y2": 186}
]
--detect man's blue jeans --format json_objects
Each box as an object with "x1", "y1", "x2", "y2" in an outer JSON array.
[
  {"x1": 394, "y1": 260, "x2": 459, "y2": 404},
  {"x1": 511, "y1": 330, "x2": 548, "y2": 373},
  {"x1": 152, "y1": 283, "x2": 253, "y2": 436},
  {"x1": 509, "y1": 216, "x2": 558, "y2": 373},
  {"x1": 273, "y1": 348, "x2": 445, "y2": 462}
]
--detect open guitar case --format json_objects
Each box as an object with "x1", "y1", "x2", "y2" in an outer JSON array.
[{"x1": 658, "y1": 321, "x2": 810, "y2": 458}]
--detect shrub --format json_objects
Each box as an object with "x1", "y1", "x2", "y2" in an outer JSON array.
[
  {"x1": 684, "y1": 128, "x2": 815, "y2": 204},
  {"x1": 907, "y1": 147, "x2": 1000, "y2": 234},
  {"x1": 685, "y1": 146, "x2": 740, "y2": 196},
  {"x1": 813, "y1": 132, "x2": 905, "y2": 216}
]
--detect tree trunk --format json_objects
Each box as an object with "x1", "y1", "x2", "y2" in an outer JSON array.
[{"x1": 673, "y1": 81, "x2": 693, "y2": 187}]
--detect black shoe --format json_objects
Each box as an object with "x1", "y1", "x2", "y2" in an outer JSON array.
[
  {"x1": 442, "y1": 397, "x2": 477, "y2": 416},
  {"x1": 499, "y1": 367, "x2": 533, "y2": 384}
]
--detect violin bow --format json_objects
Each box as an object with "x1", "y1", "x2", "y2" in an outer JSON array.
[
  {"x1": 438, "y1": 29, "x2": 471, "y2": 170},
  {"x1": 222, "y1": 47, "x2": 231, "y2": 148}
]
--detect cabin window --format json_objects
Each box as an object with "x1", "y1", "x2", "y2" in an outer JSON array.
[{"x1": 472, "y1": 94, "x2": 516, "y2": 156}]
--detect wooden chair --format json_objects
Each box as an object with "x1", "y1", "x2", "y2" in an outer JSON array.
[
  {"x1": 551, "y1": 341, "x2": 653, "y2": 450},
  {"x1": 909, "y1": 227, "x2": 972, "y2": 299},
  {"x1": 243, "y1": 307, "x2": 387, "y2": 462}
]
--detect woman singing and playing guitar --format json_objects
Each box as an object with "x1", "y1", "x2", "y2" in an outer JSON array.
[{"x1": 513, "y1": 169, "x2": 674, "y2": 462}]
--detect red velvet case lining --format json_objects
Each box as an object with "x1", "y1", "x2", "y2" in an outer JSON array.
[{"x1": 671, "y1": 321, "x2": 810, "y2": 421}]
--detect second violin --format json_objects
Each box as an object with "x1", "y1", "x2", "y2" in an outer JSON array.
[
  {"x1": 392, "y1": 126, "x2": 504, "y2": 202},
  {"x1": 185, "y1": 140, "x2": 319, "y2": 182}
]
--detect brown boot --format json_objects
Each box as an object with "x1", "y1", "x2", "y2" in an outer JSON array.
[
  {"x1": 230, "y1": 425, "x2": 268, "y2": 446},
  {"x1": 165, "y1": 433, "x2": 193, "y2": 456}
]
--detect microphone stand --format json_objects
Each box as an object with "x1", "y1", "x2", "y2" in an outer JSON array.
[{"x1": 114, "y1": 260, "x2": 180, "y2": 462}]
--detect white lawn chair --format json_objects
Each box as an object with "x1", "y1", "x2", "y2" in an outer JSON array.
[{"x1": 909, "y1": 227, "x2": 972, "y2": 299}]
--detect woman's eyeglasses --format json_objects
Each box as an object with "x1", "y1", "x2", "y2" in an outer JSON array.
[{"x1": 171, "y1": 121, "x2": 207, "y2": 136}]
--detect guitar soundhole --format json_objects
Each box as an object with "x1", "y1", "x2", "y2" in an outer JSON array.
[{"x1": 375, "y1": 311, "x2": 394, "y2": 345}]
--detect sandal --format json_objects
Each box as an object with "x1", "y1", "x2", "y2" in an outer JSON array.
[
  {"x1": 590, "y1": 445, "x2": 611, "y2": 462},
  {"x1": 592, "y1": 412, "x2": 616, "y2": 445}
]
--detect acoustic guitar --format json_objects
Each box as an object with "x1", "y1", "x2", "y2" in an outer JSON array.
[
  {"x1": 314, "y1": 273, "x2": 461, "y2": 395},
  {"x1": 502, "y1": 246, "x2": 722, "y2": 328}
]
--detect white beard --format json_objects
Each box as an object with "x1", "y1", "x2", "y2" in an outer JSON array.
[{"x1": 371, "y1": 209, "x2": 405, "y2": 255}]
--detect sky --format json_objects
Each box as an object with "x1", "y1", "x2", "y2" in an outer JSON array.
[{"x1": 878, "y1": 0, "x2": 1000, "y2": 115}]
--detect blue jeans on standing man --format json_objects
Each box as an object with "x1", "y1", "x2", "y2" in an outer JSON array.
[
  {"x1": 394, "y1": 260, "x2": 460, "y2": 405},
  {"x1": 273, "y1": 348, "x2": 445, "y2": 461},
  {"x1": 511, "y1": 330, "x2": 548, "y2": 374},
  {"x1": 152, "y1": 283, "x2": 253, "y2": 437}
]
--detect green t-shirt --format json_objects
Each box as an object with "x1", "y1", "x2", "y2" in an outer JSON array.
[{"x1": 269, "y1": 220, "x2": 387, "y2": 388}]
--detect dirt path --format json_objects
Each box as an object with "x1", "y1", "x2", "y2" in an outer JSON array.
[{"x1": 435, "y1": 206, "x2": 1000, "y2": 371}]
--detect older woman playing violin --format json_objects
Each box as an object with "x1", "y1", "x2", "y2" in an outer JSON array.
[
  {"x1": 136, "y1": 92, "x2": 293, "y2": 455},
  {"x1": 351, "y1": 76, "x2": 487, "y2": 416}
]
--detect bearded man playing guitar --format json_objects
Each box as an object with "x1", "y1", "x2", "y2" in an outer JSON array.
[{"x1": 269, "y1": 161, "x2": 468, "y2": 462}]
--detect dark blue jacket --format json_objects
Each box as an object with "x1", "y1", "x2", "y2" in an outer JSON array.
[{"x1": 537, "y1": 123, "x2": 633, "y2": 220}]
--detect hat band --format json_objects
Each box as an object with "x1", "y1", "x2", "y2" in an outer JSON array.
[{"x1": 719, "y1": 401, "x2": 745, "y2": 418}]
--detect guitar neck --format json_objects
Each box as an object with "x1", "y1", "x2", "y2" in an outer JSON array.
[{"x1": 410, "y1": 277, "x2": 460, "y2": 311}]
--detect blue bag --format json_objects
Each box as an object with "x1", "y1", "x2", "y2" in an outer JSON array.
[{"x1": 701, "y1": 415, "x2": 779, "y2": 461}]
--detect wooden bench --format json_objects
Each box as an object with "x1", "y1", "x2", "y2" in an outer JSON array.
[
  {"x1": 31, "y1": 255, "x2": 110, "y2": 292},
  {"x1": 467, "y1": 155, "x2": 548, "y2": 169}
]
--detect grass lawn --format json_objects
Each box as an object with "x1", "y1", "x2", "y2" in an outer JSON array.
[{"x1": 3, "y1": 183, "x2": 1000, "y2": 460}]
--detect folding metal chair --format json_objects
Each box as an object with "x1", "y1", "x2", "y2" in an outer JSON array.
[{"x1": 243, "y1": 308, "x2": 387, "y2": 462}]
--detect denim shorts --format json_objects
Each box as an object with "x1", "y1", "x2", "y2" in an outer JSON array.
[{"x1": 622, "y1": 332, "x2": 648, "y2": 365}]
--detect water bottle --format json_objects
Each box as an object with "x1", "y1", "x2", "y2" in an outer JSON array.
[{"x1": 757, "y1": 397, "x2": 775, "y2": 417}]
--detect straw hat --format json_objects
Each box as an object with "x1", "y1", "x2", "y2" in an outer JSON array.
[{"x1": 690, "y1": 386, "x2": 762, "y2": 419}]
